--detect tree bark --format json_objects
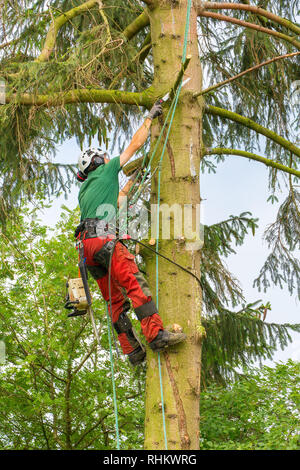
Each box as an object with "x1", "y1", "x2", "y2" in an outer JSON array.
[{"x1": 143, "y1": 0, "x2": 203, "y2": 450}]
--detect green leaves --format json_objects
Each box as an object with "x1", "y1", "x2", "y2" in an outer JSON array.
[
  {"x1": 200, "y1": 360, "x2": 300, "y2": 450},
  {"x1": 0, "y1": 206, "x2": 145, "y2": 449}
]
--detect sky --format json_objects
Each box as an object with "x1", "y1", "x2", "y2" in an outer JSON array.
[{"x1": 39, "y1": 131, "x2": 300, "y2": 367}]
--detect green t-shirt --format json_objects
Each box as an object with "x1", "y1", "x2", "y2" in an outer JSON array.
[{"x1": 78, "y1": 156, "x2": 121, "y2": 222}]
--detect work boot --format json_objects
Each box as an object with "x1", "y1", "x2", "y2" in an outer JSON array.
[
  {"x1": 149, "y1": 329, "x2": 187, "y2": 352},
  {"x1": 127, "y1": 345, "x2": 146, "y2": 366}
]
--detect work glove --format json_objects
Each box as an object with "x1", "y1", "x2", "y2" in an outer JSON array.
[{"x1": 146, "y1": 101, "x2": 163, "y2": 120}]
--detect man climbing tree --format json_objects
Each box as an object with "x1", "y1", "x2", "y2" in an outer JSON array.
[
  {"x1": 0, "y1": 0, "x2": 299, "y2": 452},
  {"x1": 75, "y1": 102, "x2": 186, "y2": 365}
]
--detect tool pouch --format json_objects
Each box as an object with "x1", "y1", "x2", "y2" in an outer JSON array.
[{"x1": 87, "y1": 240, "x2": 116, "y2": 280}]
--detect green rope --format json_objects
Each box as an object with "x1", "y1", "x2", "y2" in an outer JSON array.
[
  {"x1": 105, "y1": 303, "x2": 120, "y2": 450},
  {"x1": 107, "y1": 72, "x2": 179, "y2": 453}
]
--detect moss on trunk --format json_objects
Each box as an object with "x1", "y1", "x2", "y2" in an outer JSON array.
[{"x1": 143, "y1": 0, "x2": 203, "y2": 450}]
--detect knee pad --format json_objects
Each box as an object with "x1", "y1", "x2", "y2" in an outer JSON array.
[{"x1": 113, "y1": 304, "x2": 144, "y2": 351}]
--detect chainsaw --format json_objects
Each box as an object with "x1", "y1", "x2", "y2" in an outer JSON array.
[{"x1": 64, "y1": 241, "x2": 92, "y2": 318}]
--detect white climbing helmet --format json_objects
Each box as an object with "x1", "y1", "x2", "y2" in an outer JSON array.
[{"x1": 78, "y1": 147, "x2": 105, "y2": 175}]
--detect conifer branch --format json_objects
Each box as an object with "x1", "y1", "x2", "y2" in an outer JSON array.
[
  {"x1": 205, "y1": 105, "x2": 300, "y2": 158},
  {"x1": 0, "y1": 37, "x2": 20, "y2": 50},
  {"x1": 36, "y1": 2, "x2": 149, "y2": 62},
  {"x1": 204, "y1": 148, "x2": 300, "y2": 178},
  {"x1": 201, "y1": 2, "x2": 300, "y2": 36},
  {"x1": 122, "y1": 10, "x2": 150, "y2": 41},
  {"x1": 197, "y1": 11, "x2": 300, "y2": 50},
  {"x1": 108, "y1": 31, "x2": 151, "y2": 89},
  {"x1": 36, "y1": 0, "x2": 99, "y2": 62},
  {"x1": 4, "y1": 87, "x2": 154, "y2": 108},
  {"x1": 196, "y1": 52, "x2": 300, "y2": 97}
]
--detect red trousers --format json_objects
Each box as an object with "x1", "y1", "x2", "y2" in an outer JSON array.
[{"x1": 82, "y1": 236, "x2": 164, "y2": 354}]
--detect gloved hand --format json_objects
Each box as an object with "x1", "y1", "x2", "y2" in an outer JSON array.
[{"x1": 146, "y1": 100, "x2": 163, "y2": 120}]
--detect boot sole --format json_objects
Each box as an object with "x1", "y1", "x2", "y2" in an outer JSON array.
[{"x1": 151, "y1": 333, "x2": 187, "y2": 352}]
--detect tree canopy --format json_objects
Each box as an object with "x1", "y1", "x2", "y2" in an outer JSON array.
[{"x1": 0, "y1": 0, "x2": 299, "y2": 450}]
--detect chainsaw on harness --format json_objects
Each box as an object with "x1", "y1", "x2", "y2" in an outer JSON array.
[{"x1": 64, "y1": 240, "x2": 92, "y2": 318}]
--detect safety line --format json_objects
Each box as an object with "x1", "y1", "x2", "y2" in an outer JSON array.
[{"x1": 105, "y1": 303, "x2": 120, "y2": 450}]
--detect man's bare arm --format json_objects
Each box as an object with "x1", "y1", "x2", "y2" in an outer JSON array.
[
  {"x1": 117, "y1": 171, "x2": 137, "y2": 206},
  {"x1": 119, "y1": 119, "x2": 152, "y2": 167},
  {"x1": 119, "y1": 102, "x2": 163, "y2": 167}
]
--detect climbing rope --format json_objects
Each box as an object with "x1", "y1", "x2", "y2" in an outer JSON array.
[{"x1": 105, "y1": 303, "x2": 120, "y2": 450}]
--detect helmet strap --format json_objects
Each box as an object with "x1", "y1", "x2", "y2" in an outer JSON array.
[{"x1": 77, "y1": 171, "x2": 87, "y2": 182}]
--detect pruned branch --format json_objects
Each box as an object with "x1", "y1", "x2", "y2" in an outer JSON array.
[
  {"x1": 204, "y1": 148, "x2": 300, "y2": 178},
  {"x1": 201, "y1": 2, "x2": 300, "y2": 36},
  {"x1": 123, "y1": 155, "x2": 148, "y2": 176},
  {"x1": 205, "y1": 105, "x2": 300, "y2": 158},
  {"x1": 196, "y1": 51, "x2": 300, "y2": 97},
  {"x1": 166, "y1": 54, "x2": 192, "y2": 102},
  {"x1": 197, "y1": 10, "x2": 300, "y2": 50}
]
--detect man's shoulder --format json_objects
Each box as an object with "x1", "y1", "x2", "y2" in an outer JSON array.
[{"x1": 104, "y1": 156, "x2": 121, "y2": 173}]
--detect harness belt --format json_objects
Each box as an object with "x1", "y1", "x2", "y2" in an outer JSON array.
[{"x1": 75, "y1": 218, "x2": 117, "y2": 239}]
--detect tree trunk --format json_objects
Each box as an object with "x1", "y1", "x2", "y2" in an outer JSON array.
[{"x1": 143, "y1": 0, "x2": 204, "y2": 450}]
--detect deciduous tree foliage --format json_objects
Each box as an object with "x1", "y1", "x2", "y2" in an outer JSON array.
[
  {"x1": 0, "y1": 206, "x2": 298, "y2": 449},
  {"x1": 0, "y1": 0, "x2": 299, "y2": 450},
  {"x1": 200, "y1": 360, "x2": 300, "y2": 450}
]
